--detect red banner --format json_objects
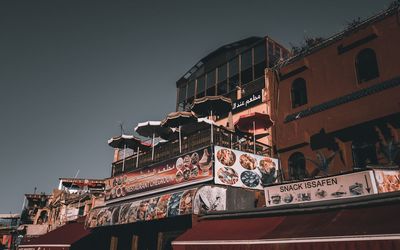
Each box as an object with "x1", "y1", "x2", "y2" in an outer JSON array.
[{"x1": 105, "y1": 147, "x2": 213, "y2": 202}]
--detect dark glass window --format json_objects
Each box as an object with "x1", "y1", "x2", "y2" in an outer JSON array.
[
  {"x1": 229, "y1": 57, "x2": 239, "y2": 92},
  {"x1": 288, "y1": 152, "x2": 307, "y2": 180},
  {"x1": 206, "y1": 70, "x2": 216, "y2": 96},
  {"x1": 355, "y1": 48, "x2": 379, "y2": 83},
  {"x1": 186, "y1": 81, "x2": 195, "y2": 105},
  {"x1": 217, "y1": 64, "x2": 228, "y2": 95},
  {"x1": 241, "y1": 50, "x2": 253, "y2": 85},
  {"x1": 291, "y1": 78, "x2": 308, "y2": 108},
  {"x1": 196, "y1": 77, "x2": 205, "y2": 98},
  {"x1": 178, "y1": 85, "x2": 186, "y2": 102},
  {"x1": 254, "y1": 43, "x2": 266, "y2": 79}
]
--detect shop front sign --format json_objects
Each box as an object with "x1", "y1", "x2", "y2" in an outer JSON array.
[{"x1": 214, "y1": 146, "x2": 279, "y2": 190}]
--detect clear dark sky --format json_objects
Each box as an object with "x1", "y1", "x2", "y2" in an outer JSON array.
[{"x1": 0, "y1": 0, "x2": 393, "y2": 212}]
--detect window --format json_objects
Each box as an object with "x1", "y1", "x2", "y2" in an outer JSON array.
[
  {"x1": 196, "y1": 77, "x2": 205, "y2": 98},
  {"x1": 288, "y1": 152, "x2": 307, "y2": 180},
  {"x1": 291, "y1": 78, "x2": 308, "y2": 108},
  {"x1": 217, "y1": 64, "x2": 228, "y2": 95},
  {"x1": 241, "y1": 50, "x2": 253, "y2": 85},
  {"x1": 186, "y1": 80, "x2": 195, "y2": 105},
  {"x1": 254, "y1": 43, "x2": 266, "y2": 79},
  {"x1": 352, "y1": 138, "x2": 378, "y2": 169},
  {"x1": 356, "y1": 48, "x2": 379, "y2": 83},
  {"x1": 229, "y1": 57, "x2": 239, "y2": 92},
  {"x1": 178, "y1": 85, "x2": 186, "y2": 103},
  {"x1": 206, "y1": 70, "x2": 216, "y2": 96}
]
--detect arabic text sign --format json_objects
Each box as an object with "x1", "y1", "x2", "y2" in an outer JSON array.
[
  {"x1": 232, "y1": 90, "x2": 263, "y2": 114},
  {"x1": 264, "y1": 171, "x2": 378, "y2": 207},
  {"x1": 86, "y1": 188, "x2": 197, "y2": 228},
  {"x1": 214, "y1": 146, "x2": 279, "y2": 190},
  {"x1": 105, "y1": 147, "x2": 213, "y2": 201}
]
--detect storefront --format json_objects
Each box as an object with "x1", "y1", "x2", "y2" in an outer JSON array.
[
  {"x1": 172, "y1": 168, "x2": 400, "y2": 249},
  {"x1": 86, "y1": 145, "x2": 279, "y2": 249}
]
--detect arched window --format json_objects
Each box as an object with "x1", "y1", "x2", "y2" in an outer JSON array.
[
  {"x1": 355, "y1": 48, "x2": 379, "y2": 83},
  {"x1": 291, "y1": 78, "x2": 308, "y2": 108},
  {"x1": 288, "y1": 152, "x2": 307, "y2": 180}
]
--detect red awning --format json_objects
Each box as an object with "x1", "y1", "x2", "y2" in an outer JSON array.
[
  {"x1": 172, "y1": 202, "x2": 400, "y2": 250},
  {"x1": 18, "y1": 218, "x2": 90, "y2": 250}
]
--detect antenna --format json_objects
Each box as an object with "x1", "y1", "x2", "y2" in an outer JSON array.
[
  {"x1": 118, "y1": 121, "x2": 125, "y2": 135},
  {"x1": 74, "y1": 169, "x2": 80, "y2": 179}
]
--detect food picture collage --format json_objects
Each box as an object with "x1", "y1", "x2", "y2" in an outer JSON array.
[
  {"x1": 214, "y1": 146, "x2": 279, "y2": 190},
  {"x1": 86, "y1": 188, "x2": 196, "y2": 228}
]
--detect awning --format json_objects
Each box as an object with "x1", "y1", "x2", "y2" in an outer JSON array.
[
  {"x1": 172, "y1": 201, "x2": 400, "y2": 250},
  {"x1": 18, "y1": 218, "x2": 90, "y2": 250}
]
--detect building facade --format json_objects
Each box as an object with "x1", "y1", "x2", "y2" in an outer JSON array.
[{"x1": 268, "y1": 7, "x2": 400, "y2": 180}]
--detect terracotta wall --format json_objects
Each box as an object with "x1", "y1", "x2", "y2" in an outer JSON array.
[{"x1": 268, "y1": 12, "x2": 400, "y2": 179}]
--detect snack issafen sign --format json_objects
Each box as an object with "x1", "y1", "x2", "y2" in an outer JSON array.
[
  {"x1": 105, "y1": 147, "x2": 213, "y2": 202},
  {"x1": 264, "y1": 171, "x2": 378, "y2": 207},
  {"x1": 214, "y1": 146, "x2": 279, "y2": 190}
]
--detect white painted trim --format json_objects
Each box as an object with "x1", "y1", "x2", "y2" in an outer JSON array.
[
  {"x1": 19, "y1": 244, "x2": 71, "y2": 247},
  {"x1": 172, "y1": 234, "x2": 400, "y2": 245}
]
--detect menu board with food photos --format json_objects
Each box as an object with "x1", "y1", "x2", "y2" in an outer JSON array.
[
  {"x1": 373, "y1": 169, "x2": 400, "y2": 193},
  {"x1": 264, "y1": 170, "x2": 378, "y2": 207},
  {"x1": 86, "y1": 188, "x2": 197, "y2": 228},
  {"x1": 214, "y1": 146, "x2": 279, "y2": 190},
  {"x1": 105, "y1": 147, "x2": 213, "y2": 202}
]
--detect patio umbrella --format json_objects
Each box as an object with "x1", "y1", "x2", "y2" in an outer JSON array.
[
  {"x1": 161, "y1": 111, "x2": 198, "y2": 153},
  {"x1": 108, "y1": 135, "x2": 149, "y2": 171},
  {"x1": 191, "y1": 96, "x2": 232, "y2": 143},
  {"x1": 134, "y1": 121, "x2": 173, "y2": 160},
  {"x1": 234, "y1": 112, "x2": 273, "y2": 154}
]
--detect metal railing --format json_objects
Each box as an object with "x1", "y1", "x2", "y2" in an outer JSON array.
[{"x1": 112, "y1": 126, "x2": 271, "y2": 177}]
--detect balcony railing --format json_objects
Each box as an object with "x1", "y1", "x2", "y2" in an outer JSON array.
[{"x1": 112, "y1": 125, "x2": 271, "y2": 177}]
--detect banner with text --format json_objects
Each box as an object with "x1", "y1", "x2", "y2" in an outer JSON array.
[
  {"x1": 264, "y1": 171, "x2": 378, "y2": 207},
  {"x1": 105, "y1": 147, "x2": 213, "y2": 202},
  {"x1": 214, "y1": 146, "x2": 279, "y2": 190},
  {"x1": 232, "y1": 90, "x2": 263, "y2": 114}
]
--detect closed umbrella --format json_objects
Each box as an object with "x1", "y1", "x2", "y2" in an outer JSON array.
[
  {"x1": 234, "y1": 112, "x2": 273, "y2": 153},
  {"x1": 161, "y1": 111, "x2": 198, "y2": 153},
  {"x1": 134, "y1": 121, "x2": 173, "y2": 160},
  {"x1": 191, "y1": 96, "x2": 232, "y2": 143}
]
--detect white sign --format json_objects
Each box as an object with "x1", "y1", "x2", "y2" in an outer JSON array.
[
  {"x1": 264, "y1": 171, "x2": 378, "y2": 207},
  {"x1": 214, "y1": 146, "x2": 279, "y2": 190}
]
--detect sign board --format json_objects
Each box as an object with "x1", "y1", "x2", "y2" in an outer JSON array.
[
  {"x1": 264, "y1": 171, "x2": 378, "y2": 207},
  {"x1": 232, "y1": 90, "x2": 263, "y2": 114},
  {"x1": 373, "y1": 169, "x2": 400, "y2": 193},
  {"x1": 214, "y1": 146, "x2": 279, "y2": 190},
  {"x1": 86, "y1": 188, "x2": 197, "y2": 228},
  {"x1": 193, "y1": 185, "x2": 227, "y2": 215},
  {"x1": 105, "y1": 147, "x2": 213, "y2": 202}
]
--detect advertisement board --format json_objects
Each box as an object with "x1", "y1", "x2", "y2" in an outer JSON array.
[
  {"x1": 373, "y1": 169, "x2": 400, "y2": 193},
  {"x1": 214, "y1": 146, "x2": 279, "y2": 190},
  {"x1": 86, "y1": 188, "x2": 197, "y2": 228},
  {"x1": 105, "y1": 147, "x2": 213, "y2": 202},
  {"x1": 193, "y1": 185, "x2": 227, "y2": 215},
  {"x1": 264, "y1": 171, "x2": 378, "y2": 207},
  {"x1": 232, "y1": 90, "x2": 263, "y2": 114}
]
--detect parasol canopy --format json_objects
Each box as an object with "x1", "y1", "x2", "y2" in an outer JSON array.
[
  {"x1": 135, "y1": 121, "x2": 174, "y2": 160},
  {"x1": 191, "y1": 95, "x2": 232, "y2": 117},
  {"x1": 234, "y1": 112, "x2": 273, "y2": 132},
  {"x1": 135, "y1": 121, "x2": 173, "y2": 138},
  {"x1": 161, "y1": 111, "x2": 198, "y2": 128},
  {"x1": 107, "y1": 134, "x2": 149, "y2": 150},
  {"x1": 234, "y1": 112, "x2": 273, "y2": 153}
]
